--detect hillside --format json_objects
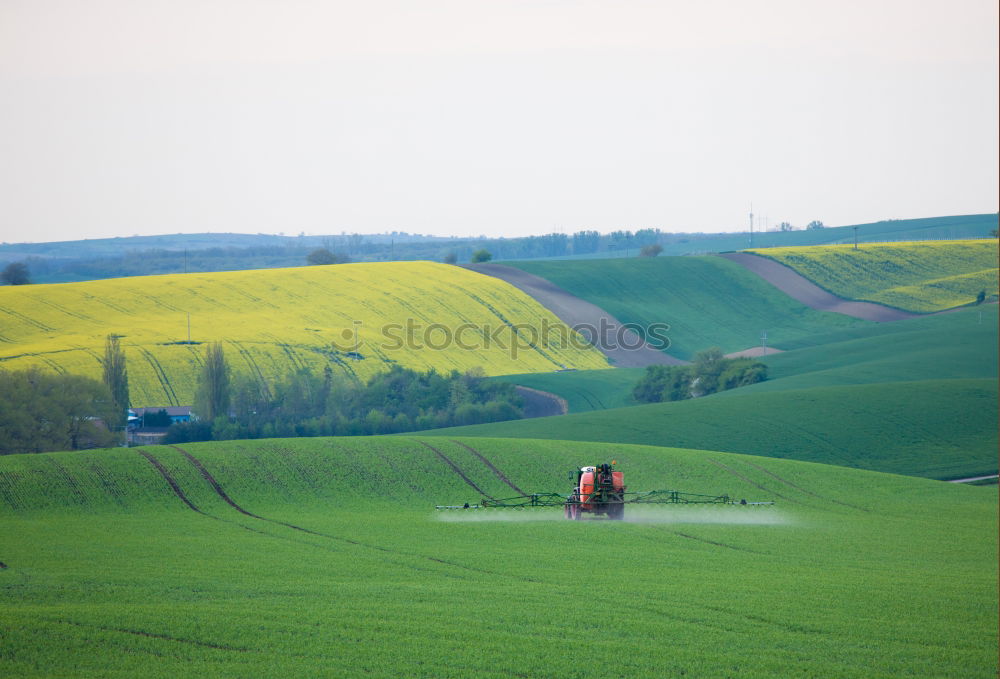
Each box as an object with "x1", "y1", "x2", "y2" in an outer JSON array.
[
  {"x1": 508, "y1": 256, "x2": 871, "y2": 360},
  {"x1": 495, "y1": 306, "x2": 998, "y2": 413},
  {"x1": 0, "y1": 262, "x2": 607, "y2": 406},
  {"x1": 1, "y1": 437, "x2": 996, "y2": 678},
  {"x1": 426, "y1": 379, "x2": 999, "y2": 480},
  {"x1": 746, "y1": 239, "x2": 999, "y2": 312}
]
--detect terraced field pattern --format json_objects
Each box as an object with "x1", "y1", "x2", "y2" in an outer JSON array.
[
  {"x1": 0, "y1": 262, "x2": 607, "y2": 406},
  {"x1": 746, "y1": 239, "x2": 999, "y2": 312},
  {"x1": 1, "y1": 437, "x2": 996, "y2": 678}
]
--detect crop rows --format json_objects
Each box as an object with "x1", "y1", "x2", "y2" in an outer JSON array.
[
  {"x1": 0, "y1": 437, "x2": 996, "y2": 678},
  {"x1": 0, "y1": 262, "x2": 608, "y2": 406}
]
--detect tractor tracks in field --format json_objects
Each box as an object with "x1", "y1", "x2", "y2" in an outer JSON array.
[
  {"x1": 706, "y1": 457, "x2": 867, "y2": 512},
  {"x1": 449, "y1": 440, "x2": 527, "y2": 495},
  {"x1": 141, "y1": 446, "x2": 538, "y2": 583},
  {"x1": 138, "y1": 450, "x2": 203, "y2": 514},
  {"x1": 705, "y1": 458, "x2": 795, "y2": 503},
  {"x1": 739, "y1": 459, "x2": 869, "y2": 512},
  {"x1": 52, "y1": 618, "x2": 251, "y2": 652},
  {"x1": 418, "y1": 441, "x2": 496, "y2": 500}
]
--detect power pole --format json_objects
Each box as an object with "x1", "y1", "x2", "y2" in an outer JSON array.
[
  {"x1": 749, "y1": 203, "x2": 754, "y2": 247},
  {"x1": 853, "y1": 226, "x2": 859, "y2": 250},
  {"x1": 761, "y1": 329, "x2": 768, "y2": 355}
]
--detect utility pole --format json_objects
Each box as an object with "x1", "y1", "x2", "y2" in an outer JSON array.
[
  {"x1": 761, "y1": 329, "x2": 768, "y2": 355},
  {"x1": 749, "y1": 203, "x2": 754, "y2": 247},
  {"x1": 187, "y1": 314, "x2": 191, "y2": 343},
  {"x1": 853, "y1": 226, "x2": 859, "y2": 250}
]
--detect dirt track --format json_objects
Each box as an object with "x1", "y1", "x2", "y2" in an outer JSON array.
[
  {"x1": 515, "y1": 385, "x2": 567, "y2": 418},
  {"x1": 717, "y1": 253, "x2": 918, "y2": 322},
  {"x1": 467, "y1": 263, "x2": 684, "y2": 367}
]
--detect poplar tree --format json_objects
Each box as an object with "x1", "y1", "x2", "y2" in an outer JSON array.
[
  {"x1": 102, "y1": 334, "x2": 129, "y2": 433},
  {"x1": 196, "y1": 342, "x2": 230, "y2": 421}
]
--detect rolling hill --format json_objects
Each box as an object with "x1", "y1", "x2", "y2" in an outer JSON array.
[
  {"x1": 491, "y1": 305, "x2": 998, "y2": 413},
  {"x1": 427, "y1": 379, "x2": 998, "y2": 480},
  {"x1": 0, "y1": 262, "x2": 607, "y2": 406},
  {"x1": 507, "y1": 255, "x2": 872, "y2": 360},
  {"x1": 0, "y1": 437, "x2": 995, "y2": 678}
]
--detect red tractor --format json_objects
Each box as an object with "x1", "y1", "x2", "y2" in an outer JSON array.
[{"x1": 564, "y1": 462, "x2": 625, "y2": 520}]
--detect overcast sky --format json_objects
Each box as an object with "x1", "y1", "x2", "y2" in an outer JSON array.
[{"x1": 1, "y1": 0, "x2": 997, "y2": 243}]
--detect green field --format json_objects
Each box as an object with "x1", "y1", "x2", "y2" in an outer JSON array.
[
  {"x1": 489, "y1": 306, "x2": 998, "y2": 415},
  {"x1": 747, "y1": 305, "x2": 998, "y2": 393},
  {"x1": 1, "y1": 437, "x2": 996, "y2": 678},
  {"x1": 429, "y1": 379, "x2": 998, "y2": 480},
  {"x1": 509, "y1": 255, "x2": 871, "y2": 360}
]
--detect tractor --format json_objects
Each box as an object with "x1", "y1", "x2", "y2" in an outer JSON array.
[
  {"x1": 435, "y1": 461, "x2": 772, "y2": 516},
  {"x1": 564, "y1": 463, "x2": 625, "y2": 520}
]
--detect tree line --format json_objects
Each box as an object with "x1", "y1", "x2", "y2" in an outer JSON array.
[
  {"x1": 0, "y1": 337, "x2": 524, "y2": 453},
  {"x1": 632, "y1": 348, "x2": 767, "y2": 403},
  {"x1": 168, "y1": 345, "x2": 523, "y2": 442}
]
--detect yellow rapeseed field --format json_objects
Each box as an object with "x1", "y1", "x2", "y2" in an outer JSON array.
[
  {"x1": 747, "y1": 239, "x2": 999, "y2": 312},
  {"x1": 0, "y1": 262, "x2": 608, "y2": 406}
]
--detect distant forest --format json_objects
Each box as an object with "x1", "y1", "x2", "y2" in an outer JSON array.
[{"x1": 1, "y1": 213, "x2": 995, "y2": 284}]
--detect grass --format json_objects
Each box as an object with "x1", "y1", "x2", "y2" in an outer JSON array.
[
  {"x1": 0, "y1": 262, "x2": 607, "y2": 406},
  {"x1": 427, "y1": 379, "x2": 999, "y2": 480},
  {"x1": 509, "y1": 255, "x2": 872, "y2": 360},
  {"x1": 1, "y1": 436, "x2": 996, "y2": 678},
  {"x1": 746, "y1": 239, "x2": 999, "y2": 312},
  {"x1": 487, "y1": 306, "x2": 998, "y2": 413}
]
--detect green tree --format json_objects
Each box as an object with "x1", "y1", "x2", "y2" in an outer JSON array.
[
  {"x1": 639, "y1": 244, "x2": 664, "y2": 257},
  {"x1": 691, "y1": 347, "x2": 726, "y2": 395},
  {"x1": 0, "y1": 369, "x2": 117, "y2": 454},
  {"x1": 101, "y1": 334, "x2": 129, "y2": 435},
  {"x1": 470, "y1": 248, "x2": 492, "y2": 263},
  {"x1": 1, "y1": 261, "x2": 30, "y2": 285},
  {"x1": 806, "y1": 220, "x2": 825, "y2": 230},
  {"x1": 975, "y1": 290, "x2": 986, "y2": 305},
  {"x1": 443, "y1": 252, "x2": 458, "y2": 264},
  {"x1": 306, "y1": 248, "x2": 349, "y2": 265},
  {"x1": 195, "y1": 342, "x2": 230, "y2": 421}
]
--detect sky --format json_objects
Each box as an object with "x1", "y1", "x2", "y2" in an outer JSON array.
[{"x1": 0, "y1": 0, "x2": 997, "y2": 243}]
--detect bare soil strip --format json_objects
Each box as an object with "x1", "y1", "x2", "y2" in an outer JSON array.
[
  {"x1": 717, "y1": 253, "x2": 918, "y2": 322},
  {"x1": 449, "y1": 440, "x2": 527, "y2": 495},
  {"x1": 514, "y1": 385, "x2": 568, "y2": 418},
  {"x1": 418, "y1": 441, "x2": 495, "y2": 500},
  {"x1": 138, "y1": 450, "x2": 204, "y2": 514},
  {"x1": 467, "y1": 263, "x2": 685, "y2": 367},
  {"x1": 724, "y1": 346, "x2": 785, "y2": 359},
  {"x1": 947, "y1": 474, "x2": 1000, "y2": 483}
]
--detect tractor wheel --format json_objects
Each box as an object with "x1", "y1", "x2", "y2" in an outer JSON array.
[
  {"x1": 608, "y1": 502, "x2": 625, "y2": 521},
  {"x1": 564, "y1": 497, "x2": 581, "y2": 520}
]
